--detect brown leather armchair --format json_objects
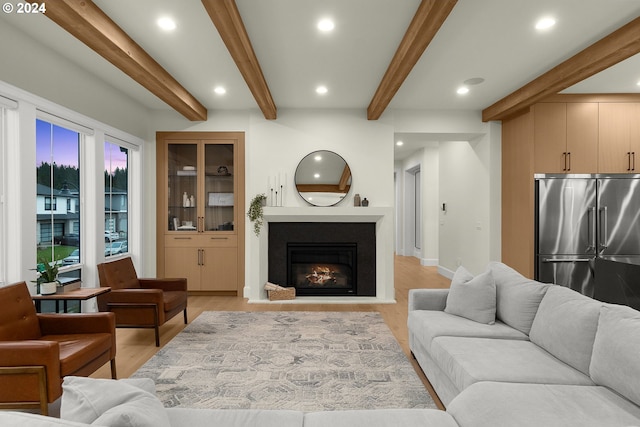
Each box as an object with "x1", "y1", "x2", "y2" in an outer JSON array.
[
  {"x1": 0, "y1": 281, "x2": 116, "y2": 415},
  {"x1": 97, "y1": 257, "x2": 187, "y2": 347}
]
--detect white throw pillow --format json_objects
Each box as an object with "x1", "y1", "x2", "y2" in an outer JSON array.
[
  {"x1": 445, "y1": 266, "x2": 496, "y2": 324},
  {"x1": 61, "y1": 376, "x2": 170, "y2": 427}
]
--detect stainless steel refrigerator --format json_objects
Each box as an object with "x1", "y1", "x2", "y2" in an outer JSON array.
[{"x1": 535, "y1": 174, "x2": 640, "y2": 297}]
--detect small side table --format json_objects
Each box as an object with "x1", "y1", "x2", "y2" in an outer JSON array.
[{"x1": 32, "y1": 287, "x2": 111, "y2": 313}]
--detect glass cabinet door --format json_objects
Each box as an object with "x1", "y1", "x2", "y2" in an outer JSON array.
[
  {"x1": 204, "y1": 143, "x2": 235, "y2": 231},
  {"x1": 167, "y1": 143, "x2": 198, "y2": 232}
]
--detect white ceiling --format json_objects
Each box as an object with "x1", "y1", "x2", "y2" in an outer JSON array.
[{"x1": 1, "y1": 0, "x2": 639, "y2": 159}]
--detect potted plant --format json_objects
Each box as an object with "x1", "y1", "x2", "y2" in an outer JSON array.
[
  {"x1": 247, "y1": 193, "x2": 267, "y2": 236},
  {"x1": 33, "y1": 257, "x2": 60, "y2": 295}
]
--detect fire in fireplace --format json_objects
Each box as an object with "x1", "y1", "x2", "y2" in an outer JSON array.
[{"x1": 287, "y1": 243, "x2": 356, "y2": 296}]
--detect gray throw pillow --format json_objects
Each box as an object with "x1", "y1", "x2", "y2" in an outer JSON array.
[
  {"x1": 590, "y1": 305, "x2": 640, "y2": 406},
  {"x1": 445, "y1": 266, "x2": 496, "y2": 324}
]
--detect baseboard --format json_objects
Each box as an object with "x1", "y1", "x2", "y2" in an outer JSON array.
[
  {"x1": 437, "y1": 265, "x2": 456, "y2": 279},
  {"x1": 420, "y1": 258, "x2": 438, "y2": 267}
]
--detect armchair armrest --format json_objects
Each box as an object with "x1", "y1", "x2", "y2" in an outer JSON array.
[
  {"x1": 0, "y1": 341, "x2": 61, "y2": 401},
  {"x1": 139, "y1": 278, "x2": 187, "y2": 292},
  {"x1": 0, "y1": 341, "x2": 59, "y2": 369},
  {"x1": 38, "y1": 313, "x2": 115, "y2": 336},
  {"x1": 408, "y1": 289, "x2": 449, "y2": 312}
]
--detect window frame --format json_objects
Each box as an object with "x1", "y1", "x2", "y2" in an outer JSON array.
[{"x1": 0, "y1": 80, "x2": 144, "y2": 292}]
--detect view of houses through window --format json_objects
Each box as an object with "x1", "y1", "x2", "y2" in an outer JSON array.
[
  {"x1": 104, "y1": 140, "x2": 128, "y2": 257},
  {"x1": 35, "y1": 119, "x2": 81, "y2": 278},
  {"x1": 34, "y1": 122, "x2": 131, "y2": 288}
]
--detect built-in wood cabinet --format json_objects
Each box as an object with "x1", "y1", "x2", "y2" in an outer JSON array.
[
  {"x1": 156, "y1": 132, "x2": 245, "y2": 293},
  {"x1": 503, "y1": 95, "x2": 640, "y2": 278},
  {"x1": 533, "y1": 102, "x2": 598, "y2": 173},
  {"x1": 598, "y1": 103, "x2": 640, "y2": 173}
]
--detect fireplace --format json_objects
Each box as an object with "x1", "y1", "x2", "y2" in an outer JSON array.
[
  {"x1": 288, "y1": 243, "x2": 356, "y2": 296},
  {"x1": 268, "y1": 222, "x2": 376, "y2": 297}
]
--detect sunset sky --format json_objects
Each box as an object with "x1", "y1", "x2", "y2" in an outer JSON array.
[{"x1": 36, "y1": 119, "x2": 127, "y2": 171}]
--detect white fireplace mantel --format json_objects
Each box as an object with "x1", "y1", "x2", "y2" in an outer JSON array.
[
  {"x1": 264, "y1": 206, "x2": 389, "y2": 223},
  {"x1": 249, "y1": 206, "x2": 396, "y2": 304}
]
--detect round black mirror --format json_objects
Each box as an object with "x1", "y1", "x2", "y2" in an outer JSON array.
[{"x1": 294, "y1": 150, "x2": 352, "y2": 206}]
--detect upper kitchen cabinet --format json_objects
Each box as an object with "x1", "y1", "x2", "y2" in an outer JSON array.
[
  {"x1": 156, "y1": 132, "x2": 245, "y2": 293},
  {"x1": 533, "y1": 102, "x2": 598, "y2": 173},
  {"x1": 598, "y1": 103, "x2": 640, "y2": 173}
]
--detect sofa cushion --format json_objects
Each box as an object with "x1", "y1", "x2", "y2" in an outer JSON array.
[
  {"x1": 447, "y1": 382, "x2": 640, "y2": 427},
  {"x1": 0, "y1": 412, "x2": 92, "y2": 427},
  {"x1": 430, "y1": 336, "x2": 593, "y2": 393},
  {"x1": 408, "y1": 310, "x2": 528, "y2": 353},
  {"x1": 304, "y1": 409, "x2": 459, "y2": 427},
  {"x1": 61, "y1": 376, "x2": 170, "y2": 427},
  {"x1": 590, "y1": 304, "x2": 640, "y2": 406},
  {"x1": 529, "y1": 286, "x2": 601, "y2": 375},
  {"x1": 166, "y1": 408, "x2": 304, "y2": 427},
  {"x1": 488, "y1": 262, "x2": 550, "y2": 335},
  {"x1": 445, "y1": 267, "x2": 496, "y2": 325}
]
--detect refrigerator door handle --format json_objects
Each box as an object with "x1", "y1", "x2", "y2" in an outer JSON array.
[
  {"x1": 542, "y1": 258, "x2": 592, "y2": 263},
  {"x1": 599, "y1": 206, "x2": 608, "y2": 251},
  {"x1": 587, "y1": 207, "x2": 596, "y2": 252}
]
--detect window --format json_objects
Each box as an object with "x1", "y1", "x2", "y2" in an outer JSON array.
[
  {"x1": 44, "y1": 196, "x2": 57, "y2": 211},
  {"x1": 104, "y1": 140, "x2": 128, "y2": 257},
  {"x1": 35, "y1": 119, "x2": 81, "y2": 269}
]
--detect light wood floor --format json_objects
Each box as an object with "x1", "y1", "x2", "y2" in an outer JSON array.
[{"x1": 91, "y1": 255, "x2": 451, "y2": 409}]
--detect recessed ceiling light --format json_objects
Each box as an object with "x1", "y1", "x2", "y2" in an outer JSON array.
[
  {"x1": 464, "y1": 77, "x2": 485, "y2": 86},
  {"x1": 457, "y1": 86, "x2": 469, "y2": 95},
  {"x1": 535, "y1": 17, "x2": 556, "y2": 30},
  {"x1": 214, "y1": 86, "x2": 226, "y2": 95},
  {"x1": 317, "y1": 18, "x2": 335, "y2": 32},
  {"x1": 316, "y1": 86, "x2": 328, "y2": 95},
  {"x1": 396, "y1": 141, "x2": 404, "y2": 146},
  {"x1": 314, "y1": 173, "x2": 320, "y2": 178},
  {"x1": 157, "y1": 17, "x2": 176, "y2": 31}
]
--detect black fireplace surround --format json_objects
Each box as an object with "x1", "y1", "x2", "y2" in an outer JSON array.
[{"x1": 268, "y1": 222, "x2": 376, "y2": 296}]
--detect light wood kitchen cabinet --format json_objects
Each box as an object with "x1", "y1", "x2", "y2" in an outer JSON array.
[
  {"x1": 156, "y1": 132, "x2": 245, "y2": 293},
  {"x1": 598, "y1": 103, "x2": 640, "y2": 173},
  {"x1": 533, "y1": 102, "x2": 598, "y2": 173}
]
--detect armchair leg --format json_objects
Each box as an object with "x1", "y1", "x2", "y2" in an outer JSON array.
[
  {"x1": 110, "y1": 359, "x2": 117, "y2": 379},
  {"x1": 183, "y1": 308, "x2": 188, "y2": 324},
  {"x1": 154, "y1": 323, "x2": 160, "y2": 347}
]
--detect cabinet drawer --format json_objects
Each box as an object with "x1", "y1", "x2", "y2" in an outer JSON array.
[
  {"x1": 205, "y1": 234, "x2": 237, "y2": 247},
  {"x1": 165, "y1": 233, "x2": 237, "y2": 247}
]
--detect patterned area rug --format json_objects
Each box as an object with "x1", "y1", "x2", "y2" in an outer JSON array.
[{"x1": 132, "y1": 311, "x2": 436, "y2": 411}]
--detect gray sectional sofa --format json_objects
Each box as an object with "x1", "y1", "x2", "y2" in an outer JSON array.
[
  {"x1": 408, "y1": 261, "x2": 640, "y2": 427},
  {"x1": 3, "y1": 262, "x2": 639, "y2": 426}
]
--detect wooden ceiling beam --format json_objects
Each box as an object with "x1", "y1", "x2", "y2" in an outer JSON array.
[
  {"x1": 44, "y1": 0, "x2": 207, "y2": 121},
  {"x1": 202, "y1": 0, "x2": 277, "y2": 120},
  {"x1": 482, "y1": 16, "x2": 640, "y2": 122},
  {"x1": 367, "y1": 0, "x2": 458, "y2": 120}
]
